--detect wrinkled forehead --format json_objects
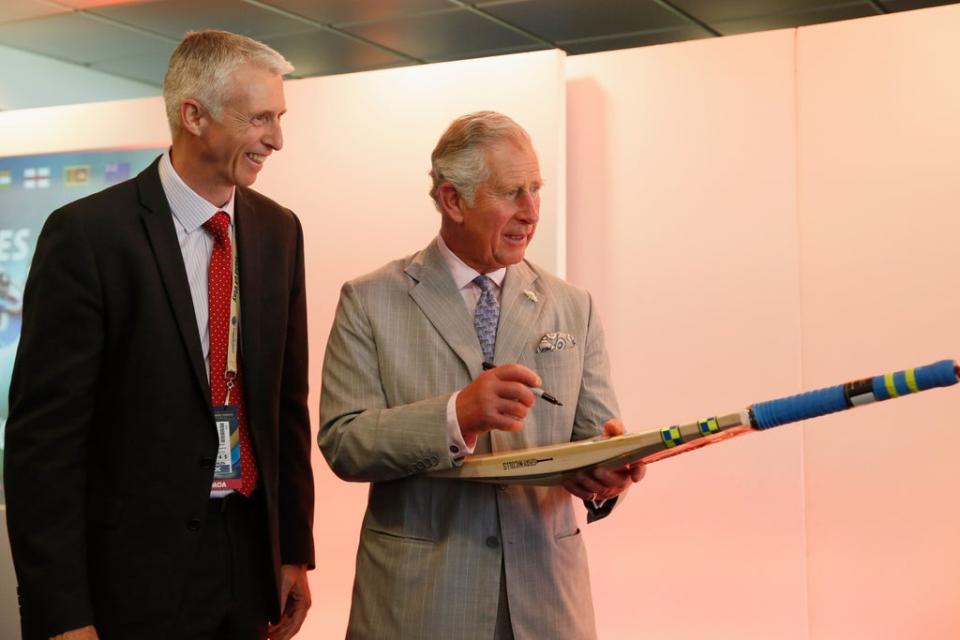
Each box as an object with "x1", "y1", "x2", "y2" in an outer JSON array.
[
  {"x1": 223, "y1": 63, "x2": 286, "y2": 108},
  {"x1": 483, "y1": 138, "x2": 541, "y2": 186}
]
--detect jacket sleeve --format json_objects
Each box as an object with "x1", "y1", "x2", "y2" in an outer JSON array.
[
  {"x1": 277, "y1": 214, "x2": 315, "y2": 567},
  {"x1": 318, "y1": 281, "x2": 452, "y2": 483},
  {"x1": 4, "y1": 209, "x2": 102, "y2": 637},
  {"x1": 571, "y1": 291, "x2": 627, "y2": 522}
]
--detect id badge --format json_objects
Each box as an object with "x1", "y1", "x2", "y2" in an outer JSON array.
[{"x1": 212, "y1": 405, "x2": 243, "y2": 491}]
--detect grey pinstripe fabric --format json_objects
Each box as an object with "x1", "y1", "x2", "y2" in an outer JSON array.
[{"x1": 319, "y1": 241, "x2": 620, "y2": 640}]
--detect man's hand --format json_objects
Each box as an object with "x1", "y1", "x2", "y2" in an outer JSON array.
[
  {"x1": 456, "y1": 364, "x2": 541, "y2": 445},
  {"x1": 51, "y1": 626, "x2": 98, "y2": 640},
  {"x1": 267, "y1": 564, "x2": 311, "y2": 640},
  {"x1": 562, "y1": 419, "x2": 646, "y2": 501}
]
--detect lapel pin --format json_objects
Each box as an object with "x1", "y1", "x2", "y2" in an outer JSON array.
[{"x1": 523, "y1": 289, "x2": 538, "y2": 303}]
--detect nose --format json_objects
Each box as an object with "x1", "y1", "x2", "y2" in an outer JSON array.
[
  {"x1": 516, "y1": 190, "x2": 539, "y2": 224},
  {"x1": 264, "y1": 119, "x2": 283, "y2": 151}
]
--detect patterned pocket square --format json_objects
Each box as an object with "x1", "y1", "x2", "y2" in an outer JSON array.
[{"x1": 537, "y1": 332, "x2": 577, "y2": 353}]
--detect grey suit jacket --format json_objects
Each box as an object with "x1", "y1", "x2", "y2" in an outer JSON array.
[{"x1": 319, "y1": 240, "x2": 620, "y2": 640}]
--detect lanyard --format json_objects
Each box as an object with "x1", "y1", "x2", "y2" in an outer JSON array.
[{"x1": 224, "y1": 223, "x2": 241, "y2": 405}]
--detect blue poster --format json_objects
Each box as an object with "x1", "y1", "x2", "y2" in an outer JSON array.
[{"x1": 0, "y1": 147, "x2": 163, "y2": 504}]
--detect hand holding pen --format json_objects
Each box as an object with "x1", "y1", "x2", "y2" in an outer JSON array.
[
  {"x1": 482, "y1": 362, "x2": 562, "y2": 406},
  {"x1": 455, "y1": 363, "x2": 560, "y2": 446}
]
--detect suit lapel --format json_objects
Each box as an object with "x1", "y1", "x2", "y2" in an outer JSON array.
[
  {"x1": 494, "y1": 260, "x2": 543, "y2": 365},
  {"x1": 406, "y1": 242, "x2": 484, "y2": 378},
  {"x1": 235, "y1": 189, "x2": 263, "y2": 422},
  {"x1": 137, "y1": 159, "x2": 210, "y2": 398}
]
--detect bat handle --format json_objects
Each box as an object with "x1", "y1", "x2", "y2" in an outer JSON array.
[{"x1": 751, "y1": 359, "x2": 958, "y2": 430}]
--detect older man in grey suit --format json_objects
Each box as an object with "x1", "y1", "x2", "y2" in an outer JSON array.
[{"x1": 319, "y1": 111, "x2": 643, "y2": 639}]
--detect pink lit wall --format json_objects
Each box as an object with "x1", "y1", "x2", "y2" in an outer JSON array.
[
  {"x1": 566, "y1": 4, "x2": 960, "y2": 639},
  {"x1": 797, "y1": 7, "x2": 960, "y2": 639},
  {"x1": 567, "y1": 30, "x2": 807, "y2": 640}
]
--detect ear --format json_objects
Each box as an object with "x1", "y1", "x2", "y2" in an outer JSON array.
[
  {"x1": 436, "y1": 182, "x2": 466, "y2": 224},
  {"x1": 179, "y1": 99, "x2": 206, "y2": 137}
]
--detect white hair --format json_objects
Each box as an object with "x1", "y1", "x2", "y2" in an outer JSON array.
[
  {"x1": 429, "y1": 111, "x2": 531, "y2": 209},
  {"x1": 162, "y1": 29, "x2": 293, "y2": 134}
]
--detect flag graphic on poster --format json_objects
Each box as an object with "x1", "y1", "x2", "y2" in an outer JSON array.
[
  {"x1": 104, "y1": 162, "x2": 130, "y2": 184},
  {"x1": 0, "y1": 170, "x2": 10, "y2": 188},
  {"x1": 23, "y1": 167, "x2": 51, "y2": 189},
  {"x1": 64, "y1": 165, "x2": 90, "y2": 186}
]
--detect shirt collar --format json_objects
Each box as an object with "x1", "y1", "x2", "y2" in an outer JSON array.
[
  {"x1": 436, "y1": 234, "x2": 506, "y2": 291},
  {"x1": 159, "y1": 149, "x2": 235, "y2": 232}
]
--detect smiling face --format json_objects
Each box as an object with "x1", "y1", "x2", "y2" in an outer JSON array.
[
  {"x1": 180, "y1": 62, "x2": 286, "y2": 205},
  {"x1": 441, "y1": 138, "x2": 542, "y2": 273}
]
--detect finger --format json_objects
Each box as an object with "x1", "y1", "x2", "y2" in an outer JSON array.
[
  {"x1": 494, "y1": 398, "x2": 529, "y2": 421},
  {"x1": 288, "y1": 603, "x2": 309, "y2": 635},
  {"x1": 491, "y1": 363, "x2": 541, "y2": 388},
  {"x1": 567, "y1": 471, "x2": 607, "y2": 496},
  {"x1": 494, "y1": 381, "x2": 536, "y2": 407},
  {"x1": 561, "y1": 477, "x2": 595, "y2": 501},
  {"x1": 602, "y1": 418, "x2": 625, "y2": 437},
  {"x1": 630, "y1": 462, "x2": 646, "y2": 482},
  {"x1": 589, "y1": 466, "x2": 631, "y2": 489},
  {"x1": 480, "y1": 412, "x2": 524, "y2": 432},
  {"x1": 268, "y1": 617, "x2": 293, "y2": 640}
]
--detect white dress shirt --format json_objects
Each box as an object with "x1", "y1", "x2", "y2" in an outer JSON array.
[
  {"x1": 435, "y1": 235, "x2": 505, "y2": 458},
  {"x1": 158, "y1": 149, "x2": 235, "y2": 379}
]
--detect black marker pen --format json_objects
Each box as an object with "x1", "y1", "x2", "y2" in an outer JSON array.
[{"x1": 482, "y1": 361, "x2": 563, "y2": 406}]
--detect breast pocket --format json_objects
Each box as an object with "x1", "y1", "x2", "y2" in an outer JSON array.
[{"x1": 534, "y1": 347, "x2": 582, "y2": 400}]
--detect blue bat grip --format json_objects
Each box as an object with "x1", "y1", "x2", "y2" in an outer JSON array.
[
  {"x1": 872, "y1": 359, "x2": 957, "y2": 400},
  {"x1": 752, "y1": 359, "x2": 958, "y2": 430},
  {"x1": 752, "y1": 386, "x2": 847, "y2": 430}
]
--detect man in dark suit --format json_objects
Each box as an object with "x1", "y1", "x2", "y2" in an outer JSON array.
[{"x1": 4, "y1": 30, "x2": 314, "y2": 640}]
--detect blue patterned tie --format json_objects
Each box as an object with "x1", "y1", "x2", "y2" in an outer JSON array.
[{"x1": 473, "y1": 275, "x2": 500, "y2": 364}]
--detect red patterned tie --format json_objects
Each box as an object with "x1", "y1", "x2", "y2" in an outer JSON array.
[{"x1": 203, "y1": 211, "x2": 258, "y2": 496}]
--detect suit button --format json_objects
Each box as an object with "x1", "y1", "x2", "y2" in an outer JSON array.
[
  {"x1": 485, "y1": 536, "x2": 500, "y2": 548},
  {"x1": 199, "y1": 457, "x2": 214, "y2": 469},
  {"x1": 186, "y1": 519, "x2": 202, "y2": 532}
]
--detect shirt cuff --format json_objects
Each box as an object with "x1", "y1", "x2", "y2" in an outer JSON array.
[{"x1": 446, "y1": 390, "x2": 475, "y2": 464}]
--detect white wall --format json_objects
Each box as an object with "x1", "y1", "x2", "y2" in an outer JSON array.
[{"x1": 0, "y1": 44, "x2": 158, "y2": 112}]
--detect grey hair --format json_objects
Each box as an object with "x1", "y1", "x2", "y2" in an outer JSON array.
[
  {"x1": 429, "y1": 111, "x2": 531, "y2": 210},
  {"x1": 162, "y1": 29, "x2": 293, "y2": 135}
]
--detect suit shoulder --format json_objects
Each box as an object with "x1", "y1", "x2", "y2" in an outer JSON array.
[
  {"x1": 525, "y1": 260, "x2": 592, "y2": 306},
  {"x1": 238, "y1": 187, "x2": 297, "y2": 222},
  {"x1": 47, "y1": 179, "x2": 139, "y2": 227},
  {"x1": 343, "y1": 252, "x2": 418, "y2": 294}
]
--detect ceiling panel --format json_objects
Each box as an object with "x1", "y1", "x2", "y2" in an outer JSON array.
[
  {"x1": 260, "y1": 28, "x2": 410, "y2": 77},
  {"x1": 54, "y1": 0, "x2": 156, "y2": 8},
  {"x1": 91, "y1": 0, "x2": 310, "y2": 40},
  {"x1": 879, "y1": 0, "x2": 960, "y2": 8},
  {"x1": 559, "y1": 25, "x2": 711, "y2": 54},
  {"x1": 2, "y1": 0, "x2": 960, "y2": 109},
  {"x1": 670, "y1": 0, "x2": 871, "y2": 23},
  {"x1": 478, "y1": 0, "x2": 693, "y2": 43},
  {"x1": 0, "y1": 11, "x2": 175, "y2": 63},
  {"x1": 90, "y1": 48, "x2": 176, "y2": 85},
  {"x1": 262, "y1": 0, "x2": 454, "y2": 26},
  {"x1": 0, "y1": 0, "x2": 70, "y2": 25},
  {"x1": 710, "y1": 3, "x2": 880, "y2": 35},
  {"x1": 343, "y1": 8, "x2": 544, "y2": 61}
]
